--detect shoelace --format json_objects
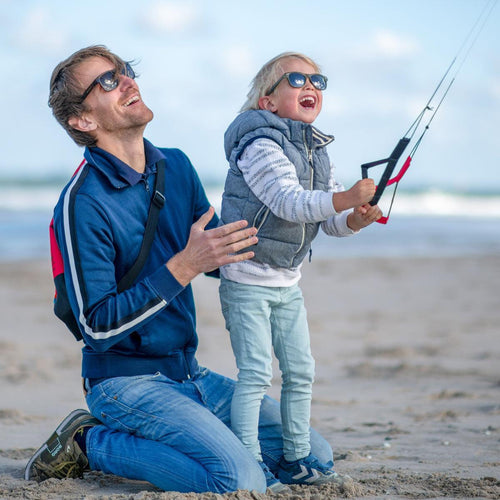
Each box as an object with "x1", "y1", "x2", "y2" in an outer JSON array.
[{"x1": 35, "y1": 458, "x2": 85, "y2": 479}]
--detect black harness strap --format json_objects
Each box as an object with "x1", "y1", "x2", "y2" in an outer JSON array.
[{"x1": 117, "y1": 159, "x2": 166, "y2": 292}]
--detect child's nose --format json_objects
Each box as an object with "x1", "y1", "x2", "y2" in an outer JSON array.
[{"x1": 304, "y1": 78, "x2": 315, "y2": 89}]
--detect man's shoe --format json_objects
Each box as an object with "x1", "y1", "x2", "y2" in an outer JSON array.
[
  {"x1": 24, "y1": 409, "x2": 101, "y2": 482},
  {"x1": 259, "y1": 461, "x2": 291, "y2": 494},
  {"x1": 277, "y1": 453, "x2": 352, "y2": 486}
]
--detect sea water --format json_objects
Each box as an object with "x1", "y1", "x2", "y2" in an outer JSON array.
[{"x1": 1, "y1": 181, "x2": 499, "y2": 261}]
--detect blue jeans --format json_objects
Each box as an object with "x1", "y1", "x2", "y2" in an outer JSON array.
[
  {"x1": 219, "y1": 278, "x2": 315, "y2": 463},
  {"x1": 85, "y1": 368, "x2": 331, "y2": 493}
]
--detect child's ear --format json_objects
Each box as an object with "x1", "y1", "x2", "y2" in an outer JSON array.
[
  {"x1": 68, "y1": 114, "x2": 97, "y2": 132},
  {"x1": 258, "y1": 96, "x2": 277, "y2": 113}
]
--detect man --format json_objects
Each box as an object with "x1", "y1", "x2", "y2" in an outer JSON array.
[{"x1": 24, "y1": 46, "x2": 341, "y2": 494}]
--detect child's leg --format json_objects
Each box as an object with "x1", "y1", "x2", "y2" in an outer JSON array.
[
  {"x1": 271, "y1": 284, "x2": 315, "y2": 462},
  {"x1": 219, "y1": 278, "x2": 275, "y2": 462},
  {"x1": 257, "y1": 394, "x2": 334, "y2": 473}
]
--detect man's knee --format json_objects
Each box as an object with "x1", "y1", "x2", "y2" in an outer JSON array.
[
  {"x1": 210, "y1": 457, "x2": 266, "y2": 494},
  {"x1": 235, "y1": 459, "x2": 266, "y2": 493},
  {"x1": 310, "y1": 427, "x2": 333, "y2": 467}
]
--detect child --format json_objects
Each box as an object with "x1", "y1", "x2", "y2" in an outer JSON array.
[{"x1": 219, "y1": 52, "x2": 382, "y2": 492}]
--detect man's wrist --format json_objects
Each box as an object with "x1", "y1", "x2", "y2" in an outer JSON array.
[{"x1": 166, "y1": 252, "x2": 197, "y2": 287}]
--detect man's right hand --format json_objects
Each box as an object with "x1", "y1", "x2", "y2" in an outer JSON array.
[{"x1": 166, "y1": 207, "x2": 258, "y2": 286}]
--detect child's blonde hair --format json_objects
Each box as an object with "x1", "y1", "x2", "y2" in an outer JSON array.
[{"x1": 240, "y1": 52, "x2": 321, "y2": 113}]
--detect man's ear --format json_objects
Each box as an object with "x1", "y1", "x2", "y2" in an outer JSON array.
[
  {"x1": 258, "y1": 96, "x2": 277, "y2": 113},
  {"x1": 68, "y1": 114, "x2": 97, "y2": 132}
]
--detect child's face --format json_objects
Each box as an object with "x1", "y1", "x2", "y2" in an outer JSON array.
[{"x1": 259, "y1": 58, "x2": 323, "y2": 123}]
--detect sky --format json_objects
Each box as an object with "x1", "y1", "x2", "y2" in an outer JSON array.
[{"x1": 0, "y1": 0, "x2": 499, "y2": 192}]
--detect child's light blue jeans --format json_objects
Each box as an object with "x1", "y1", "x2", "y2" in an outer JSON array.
[
  {"x1": 219, "y1": 277, "x2": 315, "y2": 463},
  {"x1": 84, "y1": 367, "x2": 331, "y2": 493}
]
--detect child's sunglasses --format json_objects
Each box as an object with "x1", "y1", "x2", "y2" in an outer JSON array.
[
  {"x1": 80, "y1": 62, "x2": 136, "y2": 102},
  {"x1": 266, "y1": 72, "x2": 328, "y2": 95}
]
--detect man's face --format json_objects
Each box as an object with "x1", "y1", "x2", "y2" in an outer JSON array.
[{"x1": 73, "y1": 56, "x2": 153, "y2": 143}]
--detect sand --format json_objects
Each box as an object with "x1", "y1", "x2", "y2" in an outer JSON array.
[{"x1": 0, "y1": 255, "x2": 499, "y2": 499}]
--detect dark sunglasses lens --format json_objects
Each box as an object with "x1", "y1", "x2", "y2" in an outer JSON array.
[
  {"x1": 310, "y1": 74, "x2": 327, "y2": 90},
  {"x1": 99, "y1": 70, "x2": 119, "y2": 91},
  {"x1": 288, "y1": 72, "x2": 307, "y2": 88},
  {"x1": 97, "y1": 64, "x2": 135, "y2": 92},
  {"x1": 123, "y1": 62, "x2": 135, "y2": 79}
]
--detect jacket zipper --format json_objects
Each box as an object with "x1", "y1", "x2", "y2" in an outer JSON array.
[{"x1": 142, "y1": 172, "x2": 151, "y2": 193}]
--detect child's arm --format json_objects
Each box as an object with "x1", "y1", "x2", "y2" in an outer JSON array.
[
  {"x1": 346, "y1": 204, "x2": 383, "y2": 231},
  {"x1": 321, "y1": 166, "x2": 381, "y2": 237},
  {"x1": 332, "y1": 179, "x2": 376, "y2": 212},
  {"x1": 237, "y1": 139, "x2": 339, "y2": 223}
]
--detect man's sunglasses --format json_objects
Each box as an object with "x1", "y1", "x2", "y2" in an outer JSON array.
[
  {"x1": 266, "y1": 72, "x2": 328, "y2": 95},
  {"x1": 80, "y1": 62, "x2": 136, "y2": 102}
]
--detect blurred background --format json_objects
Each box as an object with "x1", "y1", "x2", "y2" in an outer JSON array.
[{"x1": 1, "y1": 0, "x2": 499, "y2": 261}]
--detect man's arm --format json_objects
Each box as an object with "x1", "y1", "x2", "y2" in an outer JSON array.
[{"x1": 167, "y1": 206, "x2": 258, "y2": 287}]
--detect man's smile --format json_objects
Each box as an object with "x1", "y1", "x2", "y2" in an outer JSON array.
[{"x1": 123, "y1": 94, "x2": 140, "y2": 107}]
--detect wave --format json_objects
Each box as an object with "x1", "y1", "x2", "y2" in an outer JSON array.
[
  {"x1": 1, "y1": 183, "x2": 499, "y2": 261},
  {"x1": 0, "y1": 185, "x2": 60, "y2": 212},
  {"x1": 383, "y1": 189, "x2": 500, "y2": 218},
  {"x1": 2, "y1": 183, "x2": 500, "y2": 219},
  {"x1": 195, "y1": 186, "x2": 500, "y2": 220}
]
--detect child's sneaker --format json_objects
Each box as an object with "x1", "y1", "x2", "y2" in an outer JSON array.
[
  {"x1": 277, "y1": 453, "x2": 352, "y2": 486},
  {"x1": 24, "y1": 409, "x2": 101, "y2": 482},
  {"x1": 259, "y1": 461, "x2": 291, "y2": 493}
]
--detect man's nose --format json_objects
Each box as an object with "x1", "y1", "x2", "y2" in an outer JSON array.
[{"x1": 118, "y1": 73, "x2": 136, "y2": 90}]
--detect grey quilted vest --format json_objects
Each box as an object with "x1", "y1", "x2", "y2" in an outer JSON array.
[{"x1": 221, "y1": 110, "x2": 334, "y2": 269}]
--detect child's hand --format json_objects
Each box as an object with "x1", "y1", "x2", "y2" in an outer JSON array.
[
  {"x1": 332, "y1": 179, "x2": 376, "y2": 212},
  {"x1": 347, "y1": 204, "x2": 383, "y2": 231}
]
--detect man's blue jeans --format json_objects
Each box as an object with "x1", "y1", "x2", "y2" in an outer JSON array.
[{"x1": 84, "y1": 368, "x2": 333, "y2": 493}]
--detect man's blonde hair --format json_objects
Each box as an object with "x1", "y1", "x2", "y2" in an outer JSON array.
[{"x1": 240, "y1": 52, "x2": 321, "y2": 112}]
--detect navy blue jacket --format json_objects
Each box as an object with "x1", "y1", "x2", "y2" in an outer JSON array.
[{"x1": 53, "y1": 139, "x2": 217, "y2": 380}]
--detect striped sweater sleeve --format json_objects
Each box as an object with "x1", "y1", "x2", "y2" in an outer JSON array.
[{"x1": 238, "y1": 138, "x2": 356, "y2": 236}]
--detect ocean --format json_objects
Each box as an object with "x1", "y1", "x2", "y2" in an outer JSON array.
[{"x1": 1, "y1": 180, "x2": 499, "y2": 262}]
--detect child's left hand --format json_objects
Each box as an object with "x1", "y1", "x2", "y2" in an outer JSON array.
[{"x1": 347, "y1": 204, "x2": 383, "y2": 231}]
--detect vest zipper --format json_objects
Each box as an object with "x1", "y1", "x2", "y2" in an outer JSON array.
[
  {"x1": 307, "y1": 147, "x2": 314, "y2": 263},
  {"x1": 309, "y1": 149, "x2": 314, "y2": 188},
  {"x1": 290, "y1": 130, "x2": 314, "y2": 266}
]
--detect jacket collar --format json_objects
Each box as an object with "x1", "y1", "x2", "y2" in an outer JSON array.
[
  {"x1": 256, "y1": 110, "x2": 335, "y2": 148},
  {"x1": 311, "y1": 126, "x2": 334, "y2": 147},
  {"x1": 84, "y1": 138, "x2": 165, "y2": 189}
]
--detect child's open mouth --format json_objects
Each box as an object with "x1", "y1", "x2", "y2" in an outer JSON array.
[{"x1": 299, "y1": 96, "x2": 316, "y2": 109}]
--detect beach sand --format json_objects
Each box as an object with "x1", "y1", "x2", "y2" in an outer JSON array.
[{"x1": 1, "y1": 256, "x2": 499, "y2": 499}]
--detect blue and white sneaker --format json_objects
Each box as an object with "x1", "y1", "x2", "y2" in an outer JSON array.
[
  {"x1": 277, "y1": 453, "x2": 352, "y2": 486},
  {"x1": 259, "y1": 461, "x2": 291, "y2": 493}
]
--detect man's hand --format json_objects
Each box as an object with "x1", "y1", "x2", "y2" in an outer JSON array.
[{"x1": 166, "y1": 207, "x2": 258, "y2": 286}]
